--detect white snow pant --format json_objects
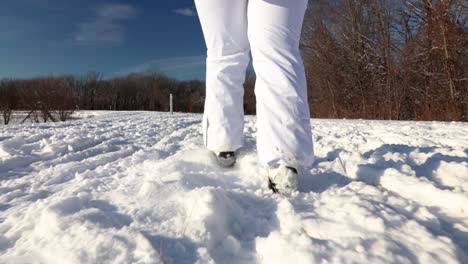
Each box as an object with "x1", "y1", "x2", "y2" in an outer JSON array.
[{"x1": 195, "y1": 0, "x2": 314, "y2": 170}]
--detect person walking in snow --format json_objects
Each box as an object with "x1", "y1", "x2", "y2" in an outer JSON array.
[{"x1": 195, "y1": 0, "x2": 314, "y2": 195}]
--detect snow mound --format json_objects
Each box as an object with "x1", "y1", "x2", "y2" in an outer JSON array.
[{"x1": 1, "y1": 112, "x2": 467, "y2": 263}]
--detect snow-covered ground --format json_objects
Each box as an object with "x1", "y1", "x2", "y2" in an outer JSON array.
[{"x1": 0, "y1": 111, "x2": 467, "y2": 264}]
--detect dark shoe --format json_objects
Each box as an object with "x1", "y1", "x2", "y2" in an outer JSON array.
[
  {"x1": 264, "y1": 165, "x2": 298, "y2": 195},
  {"x1": 214, "y1": 151, "x2": 236, "y2": 168}
]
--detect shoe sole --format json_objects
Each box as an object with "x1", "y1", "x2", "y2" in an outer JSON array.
[
  {"x1": 217, "y1": 158, "x2": 236, "y2": 168},
  {"x1": 210, "y1": 151, "x2": 236, "y2": 168}
]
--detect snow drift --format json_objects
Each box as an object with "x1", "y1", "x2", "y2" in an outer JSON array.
[{"x1": 0, "y1": 112, "x2": 467, "y2": 263}]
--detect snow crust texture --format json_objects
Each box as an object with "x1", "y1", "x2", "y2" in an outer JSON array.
[{"x1": 0, "y1": 112, "x2": 467, "y2": 264}]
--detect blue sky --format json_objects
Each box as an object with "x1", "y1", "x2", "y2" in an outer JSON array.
[{"x1": 0, "y1": 0, "x2": 207, "y2": 80}]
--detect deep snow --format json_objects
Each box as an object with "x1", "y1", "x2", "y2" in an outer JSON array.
[{"x1": 0, "y1": 111, "x2": 467, "y2": 264}]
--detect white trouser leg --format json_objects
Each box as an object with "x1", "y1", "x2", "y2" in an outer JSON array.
[
  {"x1": 248, "y1": 0, "x2": 314, "y2": 170},
  {"x1": 194, "y1": 0, "x2": 250, "y2": 152}
]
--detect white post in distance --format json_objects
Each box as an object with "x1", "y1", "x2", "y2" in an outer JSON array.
[{"x1": 170, "y1": 93, "x2": 173, "y2": 114}]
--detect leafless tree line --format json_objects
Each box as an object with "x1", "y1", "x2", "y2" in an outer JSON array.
[
  {"x1": 0, "y1": 71, "x2": 206, "y2": 125},
  {"x1": 0, "y1": 77, "x2": 71, "y2": 124},
  {"x1": 77, "y1": 72, "x2": 206, "y2": 113},
  {"x1": 301, "y1": 0, "x2": 467, "y2": 121}
]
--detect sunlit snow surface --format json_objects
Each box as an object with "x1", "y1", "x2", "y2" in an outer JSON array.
[{"x1": 1, "y1": 111, "x2": 467, "y2": 264}]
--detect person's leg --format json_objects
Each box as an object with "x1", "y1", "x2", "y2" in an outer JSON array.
[
  {"x1": 195, "y1": 0, "x2": 250, "y2": 153},
  {"x1": 248, "y1": 0, "x2": 314, "y2": 171}
]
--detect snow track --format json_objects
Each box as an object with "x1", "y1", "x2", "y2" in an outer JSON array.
[{"x1": 0, "y1": 112, "x2": 467, "y2": 263}]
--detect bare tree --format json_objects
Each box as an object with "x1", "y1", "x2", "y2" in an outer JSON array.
[
  {"x1": 0, "y1": 79, "x2": 18, "y2": 125},
  {"x1": 301, "y1": 0, "x2": 467, "y2": 121}
]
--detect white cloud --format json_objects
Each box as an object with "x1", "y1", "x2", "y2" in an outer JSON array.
[
  {"x1": 173, "y1": 7, "x2": 197, "y2": 17},
  {"x1": 74, "y1": 4, "x2": 138, "y2": 45}
]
